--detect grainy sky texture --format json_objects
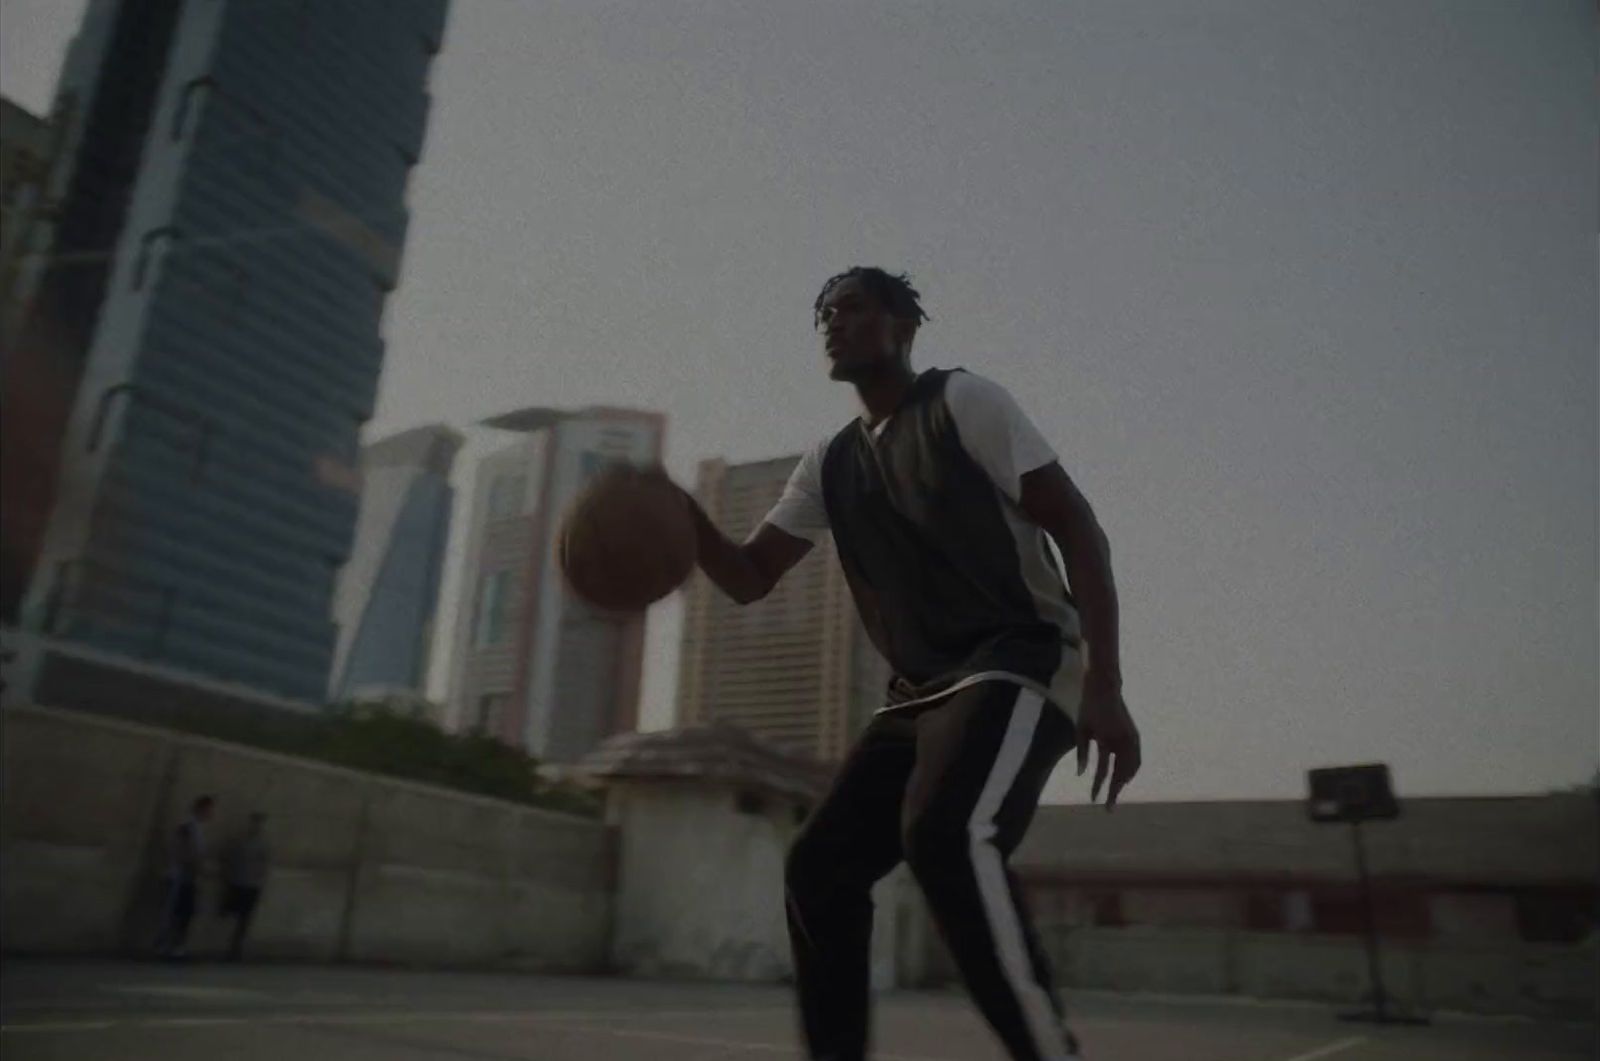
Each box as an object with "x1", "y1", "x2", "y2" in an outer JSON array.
[{"x1": 4, "y1": 1, "x2": 1594, "y2": 801}]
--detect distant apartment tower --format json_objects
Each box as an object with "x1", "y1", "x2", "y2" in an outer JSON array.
[
  {"x1": 328, "y1": 425, "x2": 462, "y2": 703},
  {"x1": 3, "y1": 0, "x2": 448, "y2": 701},
  {"x1": 446, "y1": 407, "x2": 664, "y2": 762},
  {"x1": 676, "y1": 455, "x2": 890, "y2": 762}
]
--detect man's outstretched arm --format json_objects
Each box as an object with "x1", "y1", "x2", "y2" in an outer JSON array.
[
  {"x1": 637, "y1": 466, "x2": 815, "y2": 605},
  {"x1": 687, "y1": 501, "x2": 814, "y2": 604},
  {"x1": 637, "y1": 466, "x2": 811, "y2": 604}
]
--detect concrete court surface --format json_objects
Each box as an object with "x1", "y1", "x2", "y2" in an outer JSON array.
[{"x1": 1, "y1": 960, "x2": 1591, "y2": 1061}]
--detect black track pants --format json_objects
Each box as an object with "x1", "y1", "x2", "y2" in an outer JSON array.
[{"x1": 785, "y1": 681, "x2": 1081, "y2": 1060}]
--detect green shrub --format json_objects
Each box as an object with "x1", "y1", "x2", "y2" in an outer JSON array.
[{"x1": 131, "y1": 695, "x2": 600, "y2": 816}]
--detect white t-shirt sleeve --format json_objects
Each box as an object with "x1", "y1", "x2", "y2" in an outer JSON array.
[
  {"x1": 762, "y1": 438, "x2": 830, "y2": 542},
  {"x1": 945, "y1": 371, "x2": 1059, "y2": 503}
]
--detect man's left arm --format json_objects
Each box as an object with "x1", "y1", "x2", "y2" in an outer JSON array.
[
  {"x1": 1019, "y1": 462, "x2": 1119, "y2": 687},
  {"x1": 1019, "y1": 462, "x2": 1141, "y2": 807},
  {"x1": 942, "y1": 369, "x2": 1141, "y2": 805}
]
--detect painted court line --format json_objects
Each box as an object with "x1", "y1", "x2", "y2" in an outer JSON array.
[
  {"x1": 468, "y1": 1005, "x2": 792, "y2": 1024},
  {"x1": 103, "y1": 984, "x2": 268, "y2": 1001},
  {"x1": 1, "y1": 1020, "x2": 120, "y2": 1033},
  {"x1": 1277, "y1": 1036, "x2": 1368, "y2": 1061},
  {"x1": 0, "y1": 1012, "x2": 948, "y2": 1061},
  {"x1": 452, "y1": 1006, "x2": 793, "y2": 1023},
  {"x1": 2, "y1": 1005, "x2": 800, "y2": 1034},
  {"x1": 258, "y1": 1010, "x2": 468, "y2": 1026},
  {"x1": 256, "y1": 1005, "x2": 797, "y2": 1025},
  {"x1": 532, "y1": 1020, "x2": 954, "y2": 1061}
]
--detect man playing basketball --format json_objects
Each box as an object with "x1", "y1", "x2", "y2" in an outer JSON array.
[{"x1": 665, "y1": 267, "x2": 1139, "y2": 1060}]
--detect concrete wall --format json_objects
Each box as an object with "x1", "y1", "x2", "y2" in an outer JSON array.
[
  {"x1": 986, "y1": 796, "x2": 1600, "y2": 1021},
  {"x1": 1017, "y1": 797, "x2": 1599, "y2": 884},
  {"x1": 0, "y1": 704, "x2": 613, "y2": 969},
  {"x1": 6, "y1": 700, "x2": 1591, "y2": 1021}
]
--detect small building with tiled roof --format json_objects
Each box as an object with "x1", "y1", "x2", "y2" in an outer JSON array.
[
  {"x1": 575, "y1": 722, "x2": 834, "y2": 808},
  {"x1": 573, "y1": 724, "x2": 857, "y2": 983}
]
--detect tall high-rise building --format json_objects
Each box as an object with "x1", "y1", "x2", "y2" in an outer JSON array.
[
  {"x1": 446, "y1": 406, "x2": 664, "y2": 763},
  {"x1": 3, "y1": 0, "x2": 448, "y2": 701},
  {"x1": 0, "y1": 97, "x2": 51, "y2": 216},
  {"x1": 328, "y1": 424, "x2": 462, "y2": 703},
  {"x1": 0, "y1": 98, "x2": 56, "y2": 319},
  {"x1": 676, "y1": 455, "x2": 890, "y2": 763}
]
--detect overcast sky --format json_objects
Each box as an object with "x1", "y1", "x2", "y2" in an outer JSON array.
[{"x1": 4, "y1": 1, "x2": 1594, "y2": 802}]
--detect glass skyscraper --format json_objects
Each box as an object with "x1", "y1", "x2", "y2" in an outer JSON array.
[
  {"x1": 6, "y1": 0, "x2": 449, "y2": 701},
  {"x1": 328, "y1": 424, "x2": 461, "y2": 703}
]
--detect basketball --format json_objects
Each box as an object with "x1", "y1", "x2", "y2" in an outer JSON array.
[{"x1": 557, "y1": 463, "x2": 697, "y2": 611}]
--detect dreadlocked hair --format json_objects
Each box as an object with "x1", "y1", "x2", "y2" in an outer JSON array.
[{"x1": 813, "y1": 267, "x2": 931, "y2": 330}]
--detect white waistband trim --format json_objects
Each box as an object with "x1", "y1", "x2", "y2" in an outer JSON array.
[{"x1": 874, "y1": 670, "x2": 1052, "y2": 713}]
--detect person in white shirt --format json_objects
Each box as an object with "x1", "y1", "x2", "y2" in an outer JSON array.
[{"x1": 646, "y1": 267, "x2": 1140, "y2": 1060}]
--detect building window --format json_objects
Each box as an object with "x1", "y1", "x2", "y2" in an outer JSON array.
[
  {"x1": 1515, "y1": 889, "x2": 1596, "y2": 943},
  {"x1": 1089, "y1": 892, "x2": 1125, "y2": 928},
  {"x1": 473, "y1": 571, "x2": 510, "y2": 647},
  {"x1": 1284, "y1": 890, "x2": 1314, "y2": 932},
  {"x1": 487, "y1": 473, "x2": 525, "y2": 519},
  {"x1": 1245, "y1": 892, "x2": 1295, "y2": 932},
  {"x1": 1430, "y1": 893, "x2": 1519, "y2": 939},
  {"x1": 1310, "y1": 888, "x2": 1429, "y2": 939}
]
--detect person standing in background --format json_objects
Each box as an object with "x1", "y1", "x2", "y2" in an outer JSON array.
[
  {"x1": 154, "y1": 795, "x2": 214, "y2": 960},
  {"x1": 220, "y1": 812, "x2": 270, "y2": 961}
]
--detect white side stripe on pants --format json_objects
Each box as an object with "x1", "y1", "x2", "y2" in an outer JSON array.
[{"x1": 967, "y1": 689, "x2": 1070, "y2": 1059}]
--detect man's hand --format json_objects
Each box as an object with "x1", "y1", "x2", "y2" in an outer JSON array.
[
  {"x1": 1075, "y1": 675, "x2": 1141, "y2": 810},
  {"x1": 639, "y1": 461, "x2": 814, "y2": 604}
]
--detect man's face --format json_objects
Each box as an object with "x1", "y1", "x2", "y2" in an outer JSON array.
[{"x1": 817, "y1": 277, "x2": 913, "y2": 382}]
